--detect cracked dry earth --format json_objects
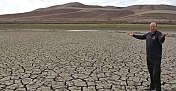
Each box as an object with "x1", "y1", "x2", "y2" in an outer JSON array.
[{"x1": 0, "y1": 30, "x2": 176, "y2": 91}]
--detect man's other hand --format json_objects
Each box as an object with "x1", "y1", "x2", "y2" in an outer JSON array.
[{"x1": 162, "y1": 33, "x2": 168, "y2": 38}]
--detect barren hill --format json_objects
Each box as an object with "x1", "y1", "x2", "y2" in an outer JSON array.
[{"x1": 0, "y1": 2, "x2": 176, "y2": 24}]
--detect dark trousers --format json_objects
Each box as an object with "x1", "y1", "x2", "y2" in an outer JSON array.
[{"x1": 147, "y1": 56, "x2": 161, "y2": 91}]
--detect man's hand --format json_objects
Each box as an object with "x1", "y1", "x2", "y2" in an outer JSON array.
[
  {"x1": 128, "y1": 32, "x2": 134, "y2": 36},
  {"x1": 162, "y1": 33, "x2": 168, "y2": 38}
]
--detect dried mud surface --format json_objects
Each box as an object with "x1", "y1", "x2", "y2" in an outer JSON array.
[{"x1": 0, "y1": 30, "x2": 176, "y2": 91}]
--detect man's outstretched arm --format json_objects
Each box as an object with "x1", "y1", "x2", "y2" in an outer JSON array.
[{"x1": 128, "y1": 32, "x2": 146, "y2": 40}]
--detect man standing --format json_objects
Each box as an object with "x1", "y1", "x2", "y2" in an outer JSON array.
[{"x1": 128, "y1": 22, "x2": 168, "y2": 91}]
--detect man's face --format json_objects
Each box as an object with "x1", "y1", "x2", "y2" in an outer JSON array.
[{"x1": 150, "y1": 23, "x2": 157, "y2": 33}]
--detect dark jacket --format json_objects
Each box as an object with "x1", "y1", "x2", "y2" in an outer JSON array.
[{"x1": 133, "y1": 30, "x2": 165, "y2": 57}]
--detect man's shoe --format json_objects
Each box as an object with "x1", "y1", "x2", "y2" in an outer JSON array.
[{"x1": 144, "y1": 87, "x2": 155, "y2": 91}]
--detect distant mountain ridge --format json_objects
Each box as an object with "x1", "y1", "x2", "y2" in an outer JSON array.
[
  {"x1": 34, "y1": 2, "x2": 104, "y2": 11},
  {"x1": 0, "y1": 2, "x2": 176, "y2": 24},
  {"x1": 36, "y1": 2, "x2": 176, "y2": 10},
  {"x1": 124, "y1": 5, "x2": 176, "y2": 10}
]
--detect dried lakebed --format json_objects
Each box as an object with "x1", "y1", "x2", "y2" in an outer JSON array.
[{"x1": 0, "y1": 30, "x2": 176, "y2": 91}]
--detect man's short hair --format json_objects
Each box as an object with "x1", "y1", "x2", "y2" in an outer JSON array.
[{"x1": 150, "y1": 22, "x2": 157, "y2": 27}]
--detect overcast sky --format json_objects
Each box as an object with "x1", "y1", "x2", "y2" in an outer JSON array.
[{"x1": 0, "y1": 0, "x2": 176, "y2": 15}]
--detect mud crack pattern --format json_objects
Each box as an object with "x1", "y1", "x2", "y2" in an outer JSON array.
[{"x1": 0, "y1": 30, "x2": 176, "y2": 91}]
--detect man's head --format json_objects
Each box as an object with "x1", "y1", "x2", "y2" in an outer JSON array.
[{"x1": 150, "y1": 22, "x2": 157, "y2": 33}]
